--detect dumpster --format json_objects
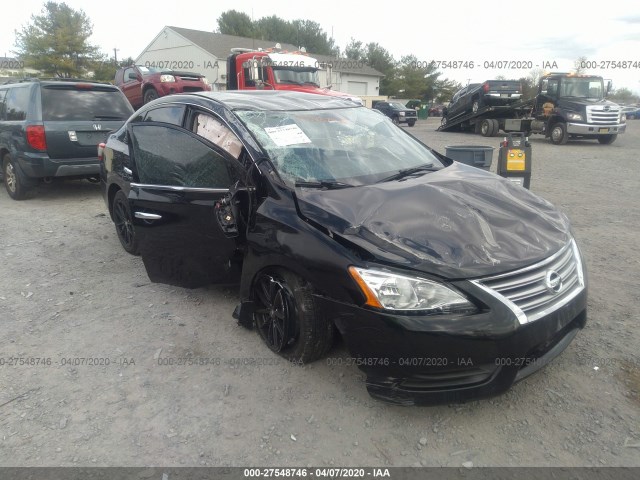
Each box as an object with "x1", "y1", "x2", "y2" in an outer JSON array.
[{"x1": 445, "y1": 145, "x2": 494, "y2": 170}]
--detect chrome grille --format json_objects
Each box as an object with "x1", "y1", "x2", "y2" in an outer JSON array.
[
  {"x1": 472, "y1": 240, "x2": 585, "y2": 324},
  {"x1": 586, "y1": 105, "x2": 620, "y2": 124}
]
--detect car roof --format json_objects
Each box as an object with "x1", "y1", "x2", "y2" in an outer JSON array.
[
  {"x1": 189, "y1": 91, "x2": 362, "y2": 112},
  {"x1": 1, "y1": 78, "x2": 117, "y2": 89}
]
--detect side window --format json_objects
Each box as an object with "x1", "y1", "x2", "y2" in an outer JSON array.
[
  {"x1": 123, "y1": 68, "x2": 134, "y2": 82},
  {"x1": 242, "y1": 67, "x2": 256, "y2": 87},
  {"x1": 0, "y1": 90, "x2": 7, "y2": 121},
  {"x1": 131, "y1": 124, "x2": 233, "y2": 188},
  {"x1": 540, "y1": 79, "x2": 548, "y2": 94},
  {"x1": 4, "y1": 86, "x2": 30, "y2": 121},
  {"x1": 242, "y1": 66, "x2": 268, "y2": 87},
  {"x1": 144, "y1": 105, "x2": 185, "y2": 126},
  {"x1": 192, "y1": 113, "x2": 243, "y2": 159}
]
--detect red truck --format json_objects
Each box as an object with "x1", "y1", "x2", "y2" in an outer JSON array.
[
  {"x1": 114, "y1": 65, "x2": 211, "y2": 109},
  {"x1": 226, "y1": 47, "x2": 363, "y2": 104}
]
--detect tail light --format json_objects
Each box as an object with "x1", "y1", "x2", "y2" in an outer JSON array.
[
  {"x1": 97, "y1": 142, "x2": 106, "y2": 162},
  {"x1": 26, "y1": 125, "x2": 47, "y2": 151},
  {"x1": 483, "y1": 83, "x2": 490, "y2": 93}
]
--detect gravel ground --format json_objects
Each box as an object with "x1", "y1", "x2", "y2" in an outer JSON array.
[{"x1": 0, "y1": 117, "x2": 638, "y2": 467}]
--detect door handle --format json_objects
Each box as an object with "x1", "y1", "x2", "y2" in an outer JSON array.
[{"x1": 135, "y1": 212, "x2": 162, "y2": 220}]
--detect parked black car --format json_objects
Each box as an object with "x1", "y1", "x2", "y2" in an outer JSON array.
[
  {"x1": 447, "y1": 80, "x2": 522, "y2": 120},
  {"x1": 372, "y1": 101, "x2": 417, "y2": 126},
  {"x1": 0, "y1": 78, "x2": 133, "y2": 199},
  {"x1": 100, "y1": 91, "x2": 587, "y2": 405}
]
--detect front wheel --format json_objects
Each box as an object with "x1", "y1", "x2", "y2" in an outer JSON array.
[
  {"x1": 143, "y1": 88, "x2": 159, "y2": 104},
  {"x1": 392, "y1": 116, "x2": 400, "y2": 125},
  {"x1": 112, "y1": 190, "x2": 139, "y2": 255},
  {"x1": 472, "y1": 100, "x2": 480, "y2": 114},
  {"x1": 550, "y1": 122, "x2": 569, "y2": 145},
  {"x1": 408, "y1": 120, "x2": 416, "y2": 127},
  {"x1": 597, "y1": 134, "x2": 617, "y2": 145},
  {"x1": 253, "y1": 270, "x2": 334, "y2": 363}
]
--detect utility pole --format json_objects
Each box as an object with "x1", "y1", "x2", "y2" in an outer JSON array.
[{"x1": 113, "y1": 48, "x2": 119, "y2": 64}]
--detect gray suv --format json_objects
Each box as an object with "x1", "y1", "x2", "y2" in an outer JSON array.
[{"x1": 0, "y1": 78, "x2": 133, "y2": 199}]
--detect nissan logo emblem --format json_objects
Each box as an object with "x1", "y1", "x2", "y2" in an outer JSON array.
[
  {"x1": 603, "y1": 106, "x2": 610, "y2": 111},
  {"x1": 545, "y1": 270, "x2": 563, "y2": 293}
]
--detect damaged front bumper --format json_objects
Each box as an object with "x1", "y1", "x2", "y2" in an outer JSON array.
[{"x1": 314, "y1": 286, "x2": 587, "y2": 406}]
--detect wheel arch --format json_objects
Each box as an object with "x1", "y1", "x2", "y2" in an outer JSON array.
[
  {"x1": 142, "y1": 83, "x2": 158, "y2": 96},
  {"x1": 0, "y1": 147, "x2": 9, "y2": 161},
  {"x1": 107, "y1": 183, "x2": 122, "y2": 220},
  {"x1": 545, "y1": 115, "x2": 566, "y2": 137}
]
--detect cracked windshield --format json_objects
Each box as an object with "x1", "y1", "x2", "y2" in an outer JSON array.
[{"x1": 237, "y1": 107, "x2": 444, "y2": 187}]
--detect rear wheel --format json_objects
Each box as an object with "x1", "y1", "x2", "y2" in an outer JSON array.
[
  {"x1": 143, "y1": 88, "x2": 159, "y2": 104},
  {"x1": 112, "y1": 190, "x2": 139, "y2": 255},
  {"x1": 491, "y1": 119, "x2": 500, "y2": 136},
  {"x1": 3, "y1": 154, "x2": 32, "y2": 200},
  {"x1": 253, "y1": 269, "x2": 334, "y2": 364},
  {"x1": 480, "y1": 119, "x2": 495, "y2": 137},
  {"x1": 550, "y1": 122, "x2": 569, "y2": 145},
  {"x1": 597, "y1": 134, "x2": 617, "y2": 145}
]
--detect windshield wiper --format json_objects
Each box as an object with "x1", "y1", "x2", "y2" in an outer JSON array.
[
  {"x1": 295, "y1": 180, "x2": 354, "y2": 190},
  {"x1": 376, "y1": 164, "x2": 439, "y2": 183},
  {"x1": 303, "y1": 81, "x2": 320, "y2": 87}
]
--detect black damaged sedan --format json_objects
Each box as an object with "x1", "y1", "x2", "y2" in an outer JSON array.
[{"x1": 99, "y1": 91, "x2": 587, "y2": 405}]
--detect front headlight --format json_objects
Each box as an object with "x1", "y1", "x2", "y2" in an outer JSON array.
[
  {"x1": 621, "y1": 113, "x2": 627, "y2": 123},
  {"x1": 399, "y1": 111, "x2": 406, "y2": 116},
  {"x1": 160, "y1": 74, "x2": 176, "y2": 83},
  {"x1": 349, "y1": 267, "x2": 478, "y2": 315},
  {"x1": 566, "y1": 112, "x2": 583, "y2": 121},
  {"x1": 202, "y1": 77, "x2": 210, "y2": 85}
]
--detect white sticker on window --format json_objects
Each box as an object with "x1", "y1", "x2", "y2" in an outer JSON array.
[{"x1": 264, "y1": 124, "x2": 311, "y2": 147}]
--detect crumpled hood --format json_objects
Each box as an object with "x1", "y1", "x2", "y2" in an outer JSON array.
[{"x1": 295, "y1": 163, "x2": 571, "y2": 279}]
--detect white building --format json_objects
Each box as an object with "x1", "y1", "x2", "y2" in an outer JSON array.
[{"x1": 135, "y1": 26, "x2": 384, "y2": 101}]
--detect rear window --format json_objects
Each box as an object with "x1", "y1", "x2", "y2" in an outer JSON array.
[{"x1": 41, "y1": 86, "x2": 133, "y2": 121}]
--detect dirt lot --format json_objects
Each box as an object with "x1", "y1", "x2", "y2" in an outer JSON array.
[{"x1": 1, "y1": 118, "x2": 639, "y2": 467}]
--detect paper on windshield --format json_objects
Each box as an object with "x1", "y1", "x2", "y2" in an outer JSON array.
[{"x1": 264, "y1": 124, "x2": 311, "y2": 147}]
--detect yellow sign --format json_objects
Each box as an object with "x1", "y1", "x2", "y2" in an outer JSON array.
[{"x1": 507, "y1": 149, "x2": 526, "y2": 171}]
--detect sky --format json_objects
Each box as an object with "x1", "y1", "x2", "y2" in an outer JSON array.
[{"x1": 2, "y1": 0, "x2": 640, "y2": 95}]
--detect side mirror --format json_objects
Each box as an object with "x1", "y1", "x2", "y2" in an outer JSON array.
[
  {"x1": 326, "y1": 63, "x2": 333, "y2": 89},
  {"x1": 606, "y1": 80, "x2": 612, "y2": 94},
  {"x1": 247, "y1": 59, "x2": 262, "y2": 82},
  {"x1": 128, "y1": 72, "x2": 138, "y2": 80}
]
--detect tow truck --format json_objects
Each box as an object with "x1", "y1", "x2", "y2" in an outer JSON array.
[
  {"x1": 226, "y1": 45, "x2": 363, "y2": 104},
  {"x1": 439, "y1": 73, "x2": 626, "y2": 145}
]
